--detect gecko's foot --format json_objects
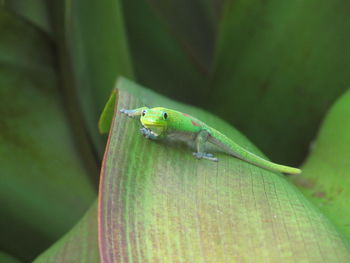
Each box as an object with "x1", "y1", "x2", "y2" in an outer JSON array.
[
  {"x1": 140, "y1": 127, "x2": 158, "y2": 140},
  {"x1": 140, "y1": 127, "x2": 151, "y2": 138},
  {"x1": 120, "y1": 109, "x2": 134, "y2": 117},
  {"x1": 192, "y1": 152, "x2": 219, "y2": 162}
]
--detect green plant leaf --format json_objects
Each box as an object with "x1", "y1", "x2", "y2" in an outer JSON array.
[
  {"x1": 122, "y1": 0, "x2": 209, "y2": 104},
  {"x1": 0, "y1": 9, "x2": 96, "y2": 261},
  {"x1": 200, "y1": 0, "x2": 225, "y2": 27},
  {"x1": 98, "y1": 78, "x2": 350, "y2": 262},
  {"x1": 99, "y1": 90, "x2": 117, "y2": 134},
  {"x1": 291, "y1": 89, "x2": 350, "y2": 238},
  {"x1": 50, "y1": 0, "x2": 134, "y2": 156},
  {"x1": 0, "y1": 252, "x2": 21, "y2": 263},
  {"x1": 144, "y1": 0, "x2": 216, "y2": 70},
  {"x1": 3, "y1": 0, "x2": 52, "y2": 35},
  {"x1": 209, "y1": 0, "x2": 350, "y2": 165},
  {"x1": 33, "y1": 201, "x2": 99, "y2": 263}
]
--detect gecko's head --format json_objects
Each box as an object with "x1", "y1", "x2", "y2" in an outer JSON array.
[{"x1": 140, "y1": 107, "x2": 168, "y2": 136}]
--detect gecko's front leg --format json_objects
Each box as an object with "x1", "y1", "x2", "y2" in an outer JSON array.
[
  {"x1": 120, "y1": 107, "x2": 149, "y2": 117},
  {"x1": 140, "y1": 127, "x2": 158, "y2": 140}
]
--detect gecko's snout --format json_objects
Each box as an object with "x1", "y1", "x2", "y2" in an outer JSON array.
[{"x1": 141, "y1": 119, "x2": 163, "y2": 127}]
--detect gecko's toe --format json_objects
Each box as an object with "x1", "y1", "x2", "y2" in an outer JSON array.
[
  {"x1": 120, "y1": 109, "x2": 130, "y2": 116},
  {"x1": 193, "y1": 152, "x2": 218, "y2": 162},
  {"x1": 140, "y1": 127, "x2": 158, "y2": 140},
  {"x1": 193, "y1": 152, "x2": 207, "y2": 159},
  {"x1": 120, "y1": 109, "x2": 134, "y2": 117}
]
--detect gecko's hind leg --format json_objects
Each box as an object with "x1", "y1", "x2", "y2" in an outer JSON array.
[{"x1": 193, "y1": 129, "x2": 219, "y2": 162}]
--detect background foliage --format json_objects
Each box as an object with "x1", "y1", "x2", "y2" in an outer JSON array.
[{"x1": 1, "y1": 0, "x2": 350, "y2": 262}]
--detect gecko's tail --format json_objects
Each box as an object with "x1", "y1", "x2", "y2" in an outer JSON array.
[
  {"x1": 209, "y1": 131, "x2": 302, "y2": 175},
  {"x1": 233, "y1": 148, "x2": 302, "y2": 175},
  {"x1": 261, "y1": 162, "x2": 302, "y2": 175}
]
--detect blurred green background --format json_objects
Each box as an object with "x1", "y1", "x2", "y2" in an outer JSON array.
[{"x1": 1, "y1": 0, "x2": 350, "y2": 262}]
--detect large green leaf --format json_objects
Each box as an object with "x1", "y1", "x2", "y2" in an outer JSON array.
[
  {"x1": 34, "y1": 201, "x2": 99, "y2": 263},
  {"x1": 209, "y1": 0, "x2": 350, "y2": 165},
  {"x1": 291, "y1": 89, "x2": 350, "y2": 238},
  {"x1": 98, "y1": 78, "x2": 350, "y2": 262},
  {"x1": 49, "y1": 0, "x2": 134, "y2": 156},
  {"x1": 0, "y1": 9, "x2": 95, "y2": 261}
]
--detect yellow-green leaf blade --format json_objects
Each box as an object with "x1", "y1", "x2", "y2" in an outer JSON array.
[{"x1": 99, "y1": 79, "x2": 350, "y2": 262}]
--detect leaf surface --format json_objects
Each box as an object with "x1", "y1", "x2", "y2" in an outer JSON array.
[
  {"x1": 291, "y1": 89, "x2": 350, "y2": 238},
  {"x1": 98, "y1": 78, "x2": 350, "y2": 262}
]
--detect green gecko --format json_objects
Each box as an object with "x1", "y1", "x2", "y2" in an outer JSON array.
[{"x1": 120, "y1": 107, "x2": 301, "y2": 175}]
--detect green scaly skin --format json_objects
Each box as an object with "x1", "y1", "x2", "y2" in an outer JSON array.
[{"x1": 120, "y1": 107, "x2": 301, "y2": 175}]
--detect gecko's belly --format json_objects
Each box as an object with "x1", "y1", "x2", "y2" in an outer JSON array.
[
  {"x1": 167, "y1": 130, "x2": 196, "y2": 141},
  {"x1": 165, "y1": 130, "x2": 197, "y2": 149}
]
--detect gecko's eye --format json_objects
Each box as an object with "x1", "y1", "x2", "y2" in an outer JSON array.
[
  {"x1": 163, "y1": 112, "x2": 168, "y2": 120},
  {"x1": 142, "y1": 110, "x2": 147, "y2": 116}
]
